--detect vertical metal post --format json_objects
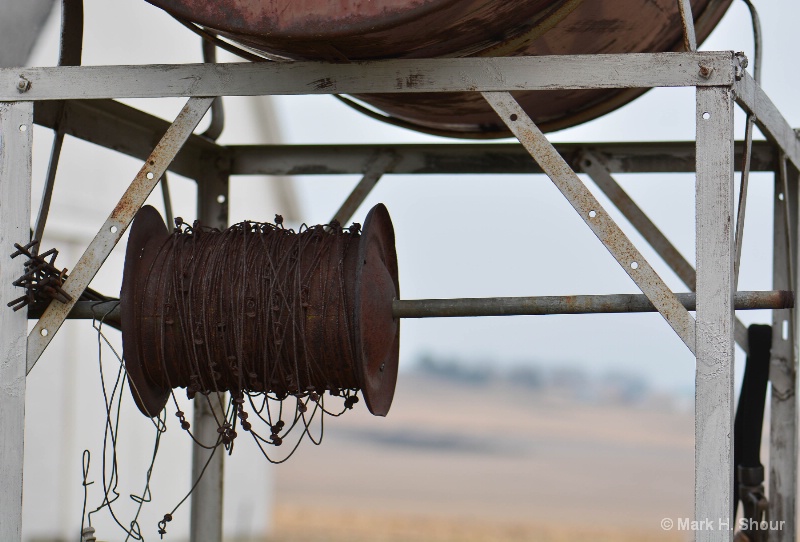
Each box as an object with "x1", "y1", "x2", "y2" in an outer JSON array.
[
  {"x1": 190, "y1": 161, "x2": 229, "y2": 542},
  {"x1": 0, "y1": 101, "x2": 33, "y2": 542},
  {"x1": 769, "y1": 160, "x2": 798, "y2": 541},
  {"x1": 694, "y1": 86, "x2": 735, "y2": 541}
]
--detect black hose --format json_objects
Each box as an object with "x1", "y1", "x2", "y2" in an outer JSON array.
[{"x1": 733, "y1": 324, "x2": 772, "y2": 517}]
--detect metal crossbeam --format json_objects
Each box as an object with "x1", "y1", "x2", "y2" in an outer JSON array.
[
  {"x1": 26, "y1": 96, "x2": 214, "y2": 373},
  {"x1": 483, "y1": 91, "x2": 697, "y2": 354},
  {"x1": 1, "y1": 52, "x2": 735, "y2": 102}
]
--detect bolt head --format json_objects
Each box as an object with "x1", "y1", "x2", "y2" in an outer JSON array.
[
  {"x1": 698, "y1": 65, "x2": 713, "y2": 79},
  {"x1": 16, "y1": 78, "x2": 30, "y2": 92}
]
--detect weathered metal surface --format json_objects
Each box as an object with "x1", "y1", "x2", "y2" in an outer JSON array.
[
  {"x1": 355, "y1": 0, "x2": 732, "y2": 136},
  {"x1": 0, "y1": 101, "x2": 33, "y2": 542},
  {"x1": 120, "y1": 204, "x2": 399, "y2": 417},
  {"x1": 734, "y1": 115, "x2": 756, "y2": 287},
  {"x1": 355, "y1": 204, "x2": 400, "y2": 416},
  {"x1": 735, "y1": 71, "x2": 800, "y2": 172},
  {"x1": 26, "y1": 96, "x2": 214, "y2": 374},
  {"x1": 484, "y1": 90, "x2": 697, "y2": 354},
  {"x1": 392, "y1": 291, "x2": 793, "y2": 318},
  {"x1": 580, "y1": 151, "x2": 749, "y2": 353},
  {"x1": 30, "y1": 95, "x2": 779, "y2": 177},
  {"x1": 769, "y1": 161, "x2": 798, "y2": 542},
  {"x1": 694, "y1": 85, "x2": 735, "y2": 542},
  {"x1": 148, "y1": 0, "x2": 574, "y2": 60},
  {"x1": 230, "y1": 140, "x2": 779, "y2": 177},
  {"x1": 147, "y1": 0, "x2": 731, "y2": 136},
  {"x1": 0, "y1": 52, "x2": 736, "y2": 102},
  {"x1": 677, "y1": 0, "x2": 698, "y2": 52}
]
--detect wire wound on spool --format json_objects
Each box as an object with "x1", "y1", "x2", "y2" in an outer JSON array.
[{"x1": 120, "y1": 204, "x2": 399, "y2": 419}]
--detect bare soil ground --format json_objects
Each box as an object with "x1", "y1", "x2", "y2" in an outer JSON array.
[{"x1": 268, "y1": 373, "x2": 695, "y2": 541}]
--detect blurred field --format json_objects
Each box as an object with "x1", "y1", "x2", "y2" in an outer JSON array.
[{"x1": 267, "y1": 370, "x2": 695, "y2": 541}]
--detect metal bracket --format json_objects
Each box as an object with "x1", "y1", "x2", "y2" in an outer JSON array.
[
  {"x1": 482, "y1": 91, "x2": 696, "y2": 354},
  {"x1": 26, "y1": 96, "x2": 214, "y2": 373}
]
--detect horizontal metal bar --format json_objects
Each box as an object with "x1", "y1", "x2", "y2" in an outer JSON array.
[
  {"x1": 392, "y1": 290, "x2": 793, "y2": 318},
  {"x1": 735, "y1": 71, "x2": 800, "y2": 171},
  {"x1": 32, "y1": 99, "x2": 778, "y2": 178},
  {"x1": 229, "y1": 140, "x2": 778, "y2": 176},
  {"x1": 34, "y1": 99, "x2": 222, "y2": 180},
  {"x1": 35, "y1": 290, "x2": 792, "y2": 324},
  {"x1": 28, "y1": 300, "x2": 121, "y2": 330},
  {"x1": 2, "y1": 52, "x2": 735, "y2": 101}
]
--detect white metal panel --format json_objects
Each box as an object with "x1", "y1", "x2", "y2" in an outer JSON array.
[
  {"x1": 0, "y1": 101, "x2": 33, "y2": 542},
  {"x1": 694, "y1": 86, "x2": 735, "y2": 542}
]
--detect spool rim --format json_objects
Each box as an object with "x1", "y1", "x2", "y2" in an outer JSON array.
[
  {"x1": 354, "y1": 203, "x2": 400, "y2": 416},
  {"x1": 120, "y1": 205, "x2": 172, "y2": 417}
]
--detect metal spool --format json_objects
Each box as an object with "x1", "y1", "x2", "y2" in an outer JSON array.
[
  {"x1": 120, "y1": 204, "x2": 400, "y2": 418},
  {"x1": 145, "y1": 0, "x2": 732, "y2": 137}
]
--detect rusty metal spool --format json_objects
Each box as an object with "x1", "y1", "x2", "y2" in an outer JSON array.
[
  {"x1": 120, "y1": 204, "x2": 399, "y2": 419},
  {"x1": 145, "y1": 0, "x2": 732, "y2": 137}
]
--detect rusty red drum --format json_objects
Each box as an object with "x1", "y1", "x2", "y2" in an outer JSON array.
[{"x1": 147, "y1": 0, "x2": 732, "y2": 137}]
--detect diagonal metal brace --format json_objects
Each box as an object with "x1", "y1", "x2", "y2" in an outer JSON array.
[
  {"x1": 26, "y1": 96, "x2": 214, "y2": 373},
  {"x1": 331, "y1": 151, "x2": 395, "y2": 225},
  {"x1": 482, "y1": 91, "x2": 696, "y2": 354},
  {"x1": 580, "y1": 150, "x2": 750, "y2": 354}
]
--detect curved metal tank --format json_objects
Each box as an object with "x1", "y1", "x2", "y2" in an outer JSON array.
[{"x1": 147, "y1": 0, "x2": 732, "y2": 137}]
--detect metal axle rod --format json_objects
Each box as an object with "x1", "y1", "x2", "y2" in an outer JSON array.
[
  {"x1": 39, "y1": 291, "x2": 792, "y2": 326},
  {"x1": 392, "y1": 290, "x2": 793, "y2": 319}
]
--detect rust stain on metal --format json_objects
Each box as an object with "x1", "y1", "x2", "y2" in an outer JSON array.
[{"x1": 145, "y1": 0, "x2": 731, "y2": 136}]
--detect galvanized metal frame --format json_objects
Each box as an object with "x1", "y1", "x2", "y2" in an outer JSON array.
[{"x1": 1, "y1": 51, "x2": 798, "y2": 542}]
